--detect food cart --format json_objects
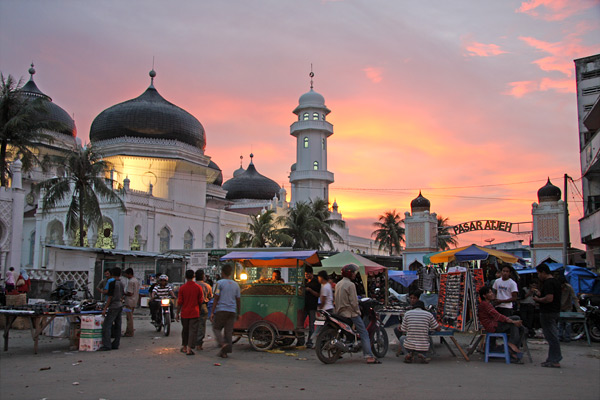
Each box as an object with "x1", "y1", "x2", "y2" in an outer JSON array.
[{"x1": 220, "y1": 250, "x2": 319, "y2": 351}]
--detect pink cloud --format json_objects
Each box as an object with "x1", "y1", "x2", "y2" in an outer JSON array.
[
  {"x1": 516, "y1": 0, "x2": 598, "y2": 21},
  {"x1": 362, "y1": 67, "x2": 383, "y2": 83},
  {"x1": 539, "y1": 77, "x2": 575, "y2": 93},
  {"x1": 503, "y1": 81, "x2": 538, "y2": 98},
  {"x1": 465, "y1": 42, "x2": 508, "y2": 57}
]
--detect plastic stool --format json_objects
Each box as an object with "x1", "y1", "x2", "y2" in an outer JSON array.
[{"x1": 484, "y1": 333, "x2": 510, "y2": 364}]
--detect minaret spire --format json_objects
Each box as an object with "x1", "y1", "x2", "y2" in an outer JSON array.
[{"x1": 309, "y1": 63, "x2": 314, "y2": 90}]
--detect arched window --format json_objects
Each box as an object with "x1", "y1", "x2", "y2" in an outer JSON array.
[
  {"x1": 131, "y1": 225, "x2": 141, "y2": 251},
  {"x1": 322, "y1": 138, "x2": 326, "y2": 150},
  {"x1": 303, "y1": 137, "x2": 309, "y2": 148},
  {"x1": 47, "y1": 220, "x2": 64, "y2": 245},
  {"x1": 205, "y1": 233, "x2": 214, "y2": 249},
  {"x1": 313, "y1": 112, "x2": 319, "y2": 120},
  {"x1": 313, "y1": 161, "x2": 319, "y2": 170},
  {"x1": 159, "y1": 227, "x2": 171, "y2": 253},
  {"x1": 303, "y1": 113, "x2": 309, "y2": 121},
  {"x1": 95, "y1": 220, "x2": 115, "y2": 249},
  {"x1": 29, "y1": 230, "x2": 36, "y2": 265},
  {"x1": 184, "y1": 230, "x2": 194, "y2": 250},
  {"x1": 322, "y1": 114, "x2": 326, "y2": 121}
]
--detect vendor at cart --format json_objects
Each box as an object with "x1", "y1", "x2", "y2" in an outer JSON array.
[{"x1": 272, "y1": 270, "x2": 284, "y2": 283}]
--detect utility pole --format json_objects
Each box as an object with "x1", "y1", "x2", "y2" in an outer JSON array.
[{"x1": 563, "y1": 174, "x2": 571, "y2": 267}]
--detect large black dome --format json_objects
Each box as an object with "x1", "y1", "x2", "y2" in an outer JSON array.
[
  {"x1": 208, "y1": 160, "x2": 223, "y2": 186},
  {"x1": 19, "y1": 70, "x2": 77, "y2": 138},
  {"x1": 222, "y1": 158, "x2": 280, "y2": 201},
  {"x1": 90, "y1": 72, "x2": 205, "y2": 150},
  {"x1": 411, "y1": 191, "x2": 430, "y2": 212},
  {"x1": 537, "y1": 178, "x2": 561, "y2": 203}
]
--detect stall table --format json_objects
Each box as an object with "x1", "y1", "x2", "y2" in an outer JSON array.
[
  {"x1": 431, "y1": 329, "x2": 470, "y2": 361},
  {"x1": 1, "y1": 309, "x2": 101, "y2": 354},
  {"x1": 560, "y1": 311, "x2": 590, "y2": 346}
]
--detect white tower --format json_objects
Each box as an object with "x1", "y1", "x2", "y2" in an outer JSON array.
[{"x1": 289, "y1": 71, "x2": 334, "y2": 204}]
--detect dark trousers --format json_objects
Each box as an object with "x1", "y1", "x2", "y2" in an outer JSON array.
[
  {"x1": 196, "y1": 304, "x2": 208, "y2": 346},
  {"x1": 306, "y1": 309, "x2": 316, "y2": 344},
  {"x1": 102, "y1": 307, "x2": 122, "y2": 350},
  {"x1": 519, "y1": 303, "x2": 535, "y2": 336},
  {"x1": 212, "y1": 311, "x2": 236, "y2": 353},
  {"x1": 495, "y1": 316, "x2": 525, "y2": 347},
  {"x1": 181, "y1": 317, "x2": 199, "y2": 348},
  {"x1": 540, "y1": 312, "x2": 562, "y2": 363}
]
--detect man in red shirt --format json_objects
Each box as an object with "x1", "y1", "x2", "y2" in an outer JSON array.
[
  {"x1": 176, "y1": 270, "x2": 204, "y2": 356},
  {"x1": 478, "y1": 286, "x2": 525, "y2": 360}
]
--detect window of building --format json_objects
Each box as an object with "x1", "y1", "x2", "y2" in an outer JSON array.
[
  {"x1": 313, "y1": 161, "x2": 319, "y2": 170},
  {"x1": 205, "y1": 233, "x2": 214, "y2": 248},
  {"x1": 322, "y1": 114, "x2": 325, "y2": 121},
  {"x1": 94, "y1": 220, "x2": 115, "y2": 249},
  {"x1": 322, "y1": 138, "x2": 326, "y2": 150},
  {"x1": 131, "y1": 225, "x2": 141, "y2": 251},
  {"x1": 582, "y1": 85, "x2": 600, "y2": 96},
  {"x1": 303, "y1": 113, "x2": 309, "y2": 120},
  {"x1": 184, "y1": 230, "x2": 194, "y2": 250},
  {"x1": 304, "y1": 137, "x2": 309, "y2": 148},
  {"x1": 159, "y1": 227, "x2": 171, "y2": 253},
  {"x1": 313, "y1": 112, "x2": 319, "y2": 120}
]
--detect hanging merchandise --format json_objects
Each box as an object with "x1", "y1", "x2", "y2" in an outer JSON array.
[{"x1": 436, "y1": 269, "x2": 485, "y2": 331}]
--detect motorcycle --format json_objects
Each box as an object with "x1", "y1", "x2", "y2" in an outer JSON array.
[
  {"x1": 50, "y1": 281, "x2": 78, "y2": 302},
  {"x1": 151, "y1": 297, "x2": 173, "y2": 336},
  {"x1": 571, "y1": 305, "x2": 600, "y2": 342},
  {"x1": 315, "y1": 297, "x2": 388, "y2": 364}
]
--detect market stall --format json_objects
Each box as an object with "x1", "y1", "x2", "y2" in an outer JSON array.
[{"x1": 220, "y1": 250, "x2": 320, "y2": 351}]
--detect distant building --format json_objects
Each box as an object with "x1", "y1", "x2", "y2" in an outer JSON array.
[{"x1": 575, "y1": 54, "x2": 600, "y2": 269}]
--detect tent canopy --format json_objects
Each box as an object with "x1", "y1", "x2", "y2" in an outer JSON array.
[
  {"x1": 428, "y1": 244, "x2": 518, "y2": 264},
  {"x1": 388, "y1": 270, "x2": 419, "y2": 287},
  {"x1": 516, "y1": 263, "x2": 564, "y2": 275},
  {"x1": 565, "y1": 265, "x2": 600, "y2": 295},
  {"x1": 317, "y1": 251, "x2": 387, "y2": 293},
  {"x1": 220, "y1": 250, "x2": 320, "y2": 267}
]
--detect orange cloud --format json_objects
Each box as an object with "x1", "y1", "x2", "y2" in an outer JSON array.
[
  {"x1": 516, "y1": 0, "x2": 598, "y2": 21},
  {"x1": 539, "y1": 77, "x2": 575, "y2": 93},
  {"x1": 465, "y1": 42, "x2": 507, "y2": 57},
  {"x1": 503, "y1": 81, "x2": 538, "y2": 98},
  {"x1": 362, "y1": 67, "x2": 383, "y2": 83}
]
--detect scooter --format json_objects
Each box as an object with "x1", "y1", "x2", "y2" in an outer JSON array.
[
  {"x1": 151, "y1": 298, "x2": 173, "y2": 336},
  {"x1": 314, "y1": 297, "x2": 388, "y2": 364}
]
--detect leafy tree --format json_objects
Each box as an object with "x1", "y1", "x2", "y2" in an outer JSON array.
[
  {"x1": 231, "y1": 209, "x2": 291, "y2": 248},
  {"x1": 372, "y1": 210, "x2": 405, "y2": 255},
  {"x1": 437, "y1": 215, "x2": 458, "y2": 250},
  {"x1": 37, "y1": 146, "x2": 125, "y2": 247},
  {"x1": 0, "y1": 73, "x2": 65, "y2": 187},
  {"x1": 279, "y1": 199, "x2": 343, "y2": 250},
  {"x1": 309, "y1": 198, "x2": 344, "y2": 249}
]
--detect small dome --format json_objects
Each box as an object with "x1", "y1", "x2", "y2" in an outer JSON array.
[
  {"x1": 411, "y1": 191, "x2": 430, "y2": 212},
  {"x1": 208, "y1": 160, "x2": 223, "y2": 186},
  {"x1": 90, "y1": 71, "x2": 205, "y2": 150},
  {"x1": 290, "y1": 163, "x2": 296, "y2": 172},
  {"x1": 537, "y1": 178, "x2": 561, "y2": 202},
  {"x1": 19, "y1": 67, "x2": 77, "y2": 138},
  {"x1": 298, "y1": 89, "x2": 325, "y2": 107},
  {"x1": 222, "y1": 157, "x2": 280, "y2": 201},
  {"x1": 233, "y1": 155, "x2": 245, "y2": 177}
]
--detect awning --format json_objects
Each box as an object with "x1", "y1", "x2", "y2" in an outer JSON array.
[
  {"x1": 317, "y1": 250, "x2": 387, "y2": 293},
  {"x1": 388, "y1": 270, "x2": 419, "y2": 287},
  {"x1": 517, "y1": 263, "x2": 564, "y2": 275},
  {"x1": 220, "y1": 250, "x2": 320, "y2": 267},
  {"x1": 428, "y1": 244, "x2": 518, "y2": 264}
]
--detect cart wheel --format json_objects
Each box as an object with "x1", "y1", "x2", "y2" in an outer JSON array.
[{"x1": 249, "y1": 322, "x2": 276, "y2": 351}]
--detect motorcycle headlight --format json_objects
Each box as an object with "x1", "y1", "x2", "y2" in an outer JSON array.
[{"x1": 161, "y1": 298, "x2": 170, "y2": 306}]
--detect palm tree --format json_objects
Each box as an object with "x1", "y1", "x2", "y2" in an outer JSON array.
[
  {"x1": 309, "y1": 198, "x2": 344, "y2": 249},
  {"x1": 37, "y1": 145, "x2": 125, "y2": 247},
  {"x1": 0, "y1": 73, "x2": 65, "y2": 187},
  {"x1": 279, "y1": 199, "x2": 342, "y2": 250},
  {"x1": 231, "y1": 209, "x2": 291, "y2": 248},
  {"x1": 437, "y1": 215, "x2": 458, "y2": 250},
  {"x1": 372, "y1": 210, "x2": 404, "y2": 256}
]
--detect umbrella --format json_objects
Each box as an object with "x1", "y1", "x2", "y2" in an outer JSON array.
[
  {"x1": 317, "y1": 250, "x2": 387, "y2": 294},
  {"x1": 428, "y1": 244, "x2": 518, "y2": 264}
]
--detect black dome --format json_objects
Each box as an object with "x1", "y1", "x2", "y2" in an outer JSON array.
[
  {"x1": 222, "y1": 161, "x2": 280, "y2": 201},
  {"x1": 20, "y1": 79, "x2": 77, "y2": 138},
  {"x1": 411, "y1": 191, "x2": 430, "y2": 212},
  {"x1": 89, "y1": 82, "x2": 205, "y2": 150},
  {"x1": 208, "y1": 160, "x2": 223, "y2": 186},
  {"x1": 537, "y1": 178, "x2": 561, "y2": 202}
]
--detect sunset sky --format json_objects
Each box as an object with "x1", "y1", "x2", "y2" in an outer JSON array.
[{"x1": 1, "y1": 0, "x2": 599, "y2": 249}]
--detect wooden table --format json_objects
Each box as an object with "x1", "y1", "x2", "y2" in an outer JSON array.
[
  {"x1": 431, "y1": 329, "x2": 470, "y2": 361},
  {"x1": 1, "y1": 310, "x2": 101, "y2": 354}
]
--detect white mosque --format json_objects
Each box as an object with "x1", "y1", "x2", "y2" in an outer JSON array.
[{"x1": 0, "y1": 65, "x2": 380, "y2": 278}]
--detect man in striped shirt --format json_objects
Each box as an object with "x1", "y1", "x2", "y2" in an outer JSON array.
[
  {"x1": 150, "y1": 275, "x2": 175, "y2": 323},
  {"x1": 400, "y1": 301, "x2": 440, "y2": 363}
]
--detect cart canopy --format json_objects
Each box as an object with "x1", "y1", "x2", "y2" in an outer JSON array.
[{"x1": 220, "y1": 250, "x2": 320, "y2": 267}]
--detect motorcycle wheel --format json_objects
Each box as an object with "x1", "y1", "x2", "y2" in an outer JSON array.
[
  {"x1": 590, "y1": 323, "x2": 600, "y2": 342},
  {"x1": 570, "y1": 322, "x2": 584, "y2": 341},
  {"x1": 315, "y1": 327, "x2": 342, "y2": 364},
  {"x1": 371, "y1": 325, "x2": 389, "y2": 358},
  {"x1": 163, "y1": 312, "x2": 171, "y2": 336},
  {"x1": 249, "y1": 322, "x2": 275, "y2": 351}
]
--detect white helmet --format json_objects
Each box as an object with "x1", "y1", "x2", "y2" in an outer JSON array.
[{"x1": 158, "y1": 274, "x2": 169, "y2": 282}]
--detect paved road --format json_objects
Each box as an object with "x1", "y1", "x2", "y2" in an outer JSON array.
[{"x1": 1, "y1": 313, "x2": 599, "y2": 400}]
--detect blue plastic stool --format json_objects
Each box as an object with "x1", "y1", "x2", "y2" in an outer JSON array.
[{"x1": 484, "y1": 333, "x2": 510, "y2": 364}]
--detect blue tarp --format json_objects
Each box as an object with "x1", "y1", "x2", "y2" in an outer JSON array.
[
  {"x1": 565, "y1": 265, "x2": 600, "y2": 295},
  {"x1": 517, "y1": 263, "x2": 564, "y2": 275},
  {"x1": 388, "y1": 270, "x2": 419, "y2": 287}
]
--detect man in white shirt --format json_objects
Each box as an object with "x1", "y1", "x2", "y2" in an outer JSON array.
[
  {"x1": 317, "y1": 271, "x2": 334, "y2": 312},
  {"x1": 492, "y1": 265, "x2": 518, "y2": 317}
]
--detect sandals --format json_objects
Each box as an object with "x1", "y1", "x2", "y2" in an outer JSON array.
[
  {"x1": 366, "y1": 357, "x2": 381, "y2": 364},
  {"x1": 541, "y1": 361, "x2": 560, "y2": 368},
  {"x1": 416, "y1": 353, "x2": 430, "y2": 364},
  {"x1": 186, "y1": 350, "x2": 195, "y2": 356},
  {"x1": 404, "y1": 353, "x2": 413, "y2": 364}
]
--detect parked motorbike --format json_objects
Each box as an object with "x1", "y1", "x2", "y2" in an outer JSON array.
[
  {"x1": 151, "y1": 297, "x2": 173, "y2": 336},
  {"x1": 571, "y1": 305, "x2": 600, "y2": 342},
  {"x1": 50, "y1": 281, "x2": 78, "y2": 302},
  {"x1": 315, "y1": 298, "x2": 388, "y2": 364}
]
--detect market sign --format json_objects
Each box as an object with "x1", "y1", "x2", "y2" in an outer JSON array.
[
  {"x1": 189, "y1": 252, "x2": 208, "y2": 269},
  {"x1": 452, "y1": 220, "x2": 513, "y2": 235},
  {"x1": 210, "y1": 249, "x2": 228, "y2": 256}
]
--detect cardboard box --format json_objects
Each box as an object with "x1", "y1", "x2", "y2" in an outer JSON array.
[
  {"x1": 80, "y1": 315, "x2": 103, "y2": 330},
  {"x1": 79, "y1": 337, "x2": 103, "y2": 351}
]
